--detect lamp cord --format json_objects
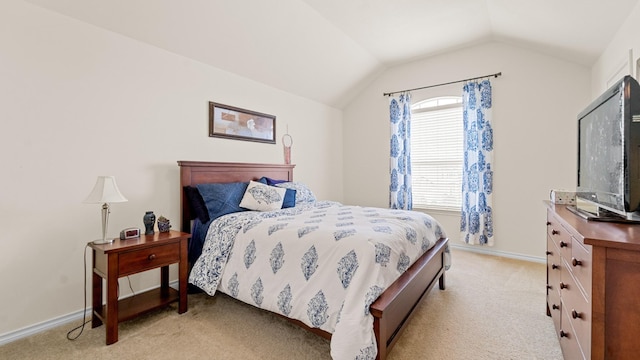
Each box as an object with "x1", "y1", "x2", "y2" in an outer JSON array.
[
  {"x1": 66, "y1": 243, "x2": 136, "y2": 341},
  {"x1": 66, "y1": 243, "x2": 91, "y2": 340}
]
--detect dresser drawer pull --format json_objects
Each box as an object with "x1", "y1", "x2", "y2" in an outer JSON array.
[
  {"x1": 560, "y1": 330, "x2": 569, "y2": 338},
  {"x1": 571, "y1": 258, "x2": 582, "y2": 267},
  {"x1": 552, "y1": 264, "x2": 559, "y2": 270},
  {"x1": 571, "y1": 309, "x2": 582, "y2": 319},
  {"x1": 560, "y1": 282, "x2": 568, "y2": 290},
  {"x1": 546, "y1": 251, "x2": 552, "y2": 256},
  {"x1": 148, "y1": 254, "x2": 156, "y2": 261},
  {"x1": 547, "y1": 285, "x2": 553, "y2": 290},
  {"x1": 560, "y1": 241, "x2": 568, "y2": 248},
  {"x1": 552, "y1": 304, "x2": 560, "y2": 310},
  {"x1": 547, "y1": 221, "x2": 551, "y2": 226},
  {"x1": 552, "y1": 229, "x2": 559, "y2": 235}
]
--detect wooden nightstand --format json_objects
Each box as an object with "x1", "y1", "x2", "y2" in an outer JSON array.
[{"x1": 89, "y1": 230, "x2": 189, "y2": 345}]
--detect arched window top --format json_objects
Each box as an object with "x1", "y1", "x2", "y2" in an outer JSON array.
[{"x1": 412, "y1": 96, "x2": 462, "y2": 111}]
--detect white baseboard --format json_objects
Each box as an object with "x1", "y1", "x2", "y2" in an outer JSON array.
[
  {"x1": 449, "y1": 243, "x2": 546, "y2": 264},
  {"x1": 0, "y1": 281, "x2": 180, "y2": 346},
  {"x1": 0, "y1": 308, "x2": 92, "y2": 346}
]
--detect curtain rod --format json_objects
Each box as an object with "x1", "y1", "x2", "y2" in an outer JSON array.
[{"x1": 383, "y1": 72, "x2": 502, "y2": 97}]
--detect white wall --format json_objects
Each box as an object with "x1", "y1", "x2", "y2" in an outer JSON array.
[
  {"x1": 591, "y1": 1, "x2": 640, "y2": 95},
  {"x1": 0, "y1": 0, "x2": 343, "y2": 337},
  {"x1": 343, "y1": 42, "x2": 590, "y2": 260}
]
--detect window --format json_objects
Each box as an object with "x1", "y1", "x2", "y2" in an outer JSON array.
[{"x1": 411, "y1": 96, "x2": 463, "y2": 211}]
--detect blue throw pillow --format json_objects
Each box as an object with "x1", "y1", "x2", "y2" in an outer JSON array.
[
  {"x1": 282, "y1": 188, "x2": 297, "y2": 208},
  {"x1": 259, "y1": 177, "x2": 296, "y2": 208},
  {"x1": 196, "y1": 182, "x2": 249, "y2": 220},
  {"x1": 275, "y1": 182, "x2": 316, "y2": 205}
]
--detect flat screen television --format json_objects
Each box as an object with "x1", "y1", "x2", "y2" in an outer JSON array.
[{"x1": 573, "y1": 75, "x2": 640, "y2": 222}]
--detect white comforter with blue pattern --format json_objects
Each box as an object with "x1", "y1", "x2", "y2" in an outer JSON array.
[{"x1": 189, "y1": 201, "x2": 446, "y2": 360}]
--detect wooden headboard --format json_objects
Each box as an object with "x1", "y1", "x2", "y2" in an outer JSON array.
[{"x1": 177, "y1": 161, "x2": 295, "y2": 232}]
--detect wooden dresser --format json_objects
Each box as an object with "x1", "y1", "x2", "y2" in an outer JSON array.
[{"x1": 546, "y1": 202, "x2": 640, "y2": 359}]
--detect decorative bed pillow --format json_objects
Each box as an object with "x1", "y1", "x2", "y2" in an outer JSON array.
[
  {"x1": 240, "y1": 180, "x2": 287, "y2": 211},
  {"x1": 196, "y1": 182, "x2": 249, "y2": 221},
  {"x1": 275, "y1": 182, "x2": 317, "y2": 205},
  {"x1": 258, "y1": 176, "x2": 296, "y2": 208}
]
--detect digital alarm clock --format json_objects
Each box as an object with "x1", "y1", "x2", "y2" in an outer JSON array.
[{"x1": 120, "y1": 227, "x2": 141, "y2": 240}]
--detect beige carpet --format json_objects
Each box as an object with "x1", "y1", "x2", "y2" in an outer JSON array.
[{"x1": 0, "y1": 249, "x2": 563, "y2": 359}]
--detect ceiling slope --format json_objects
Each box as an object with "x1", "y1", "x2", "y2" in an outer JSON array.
[
  {"x1": 22, "y1": 0, "x2": 382, "y2": 107},
  {"x1": 22, "y1": 0, "x2": 640, "y2": 108}
]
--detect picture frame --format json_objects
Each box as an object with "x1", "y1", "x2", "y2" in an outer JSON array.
[{"x1": 209, "y1": 102, "x2": 276, "y2": 144}]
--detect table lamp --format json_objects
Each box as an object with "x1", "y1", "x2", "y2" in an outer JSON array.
[{"x1": 84, "y1": 176, "x2": 128, "y2": 244}]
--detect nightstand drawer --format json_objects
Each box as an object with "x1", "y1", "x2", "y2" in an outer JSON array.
[{"x1": 119, "y1": 243, "x2": 180, "y2": 276}]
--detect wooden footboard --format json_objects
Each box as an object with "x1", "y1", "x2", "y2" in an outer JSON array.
[
  {"x1": 178, "y1": 161, "x2": 448, "y2": 360},
  {"x1": 281, "y1": 237, "x2": 448, "y2": 360},
  {"x1": 371, "y1": 237, "x2": 448, "y2": 360}
]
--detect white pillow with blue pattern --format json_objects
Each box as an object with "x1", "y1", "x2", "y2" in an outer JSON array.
[
  {"x1": 240, "y1": 180, "x2": 287, "y2": 211},
  {"x1": 275, "y1": 181, "x2": 317, "y2": 205}
]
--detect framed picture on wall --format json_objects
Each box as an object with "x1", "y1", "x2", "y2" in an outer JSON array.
[{"x1": 209, "y1": 102, "x2": 276, "y2": 144}]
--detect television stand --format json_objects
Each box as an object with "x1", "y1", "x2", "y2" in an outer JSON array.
[{"x1": 567, "y1": 205, "x2": 640, "y2": 224}]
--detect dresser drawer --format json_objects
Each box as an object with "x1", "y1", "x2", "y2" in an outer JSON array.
[
  {"x1": 547, "y1": 282, "x2": 562, "y2": 334},
  {"x1": 570, "y1": 240, "x2": 592, "y2": 297},
  {"x1": 560, "y1": 299, "x2": 587, "y2": 360},
  {"x1": 119, "y1": 243, "x2": 180, "y2": 276},
  {"x1": 561, "y1": 262, "x2": 591, "y2": 360},
  {"x1": 547, "y1": 235, "x2": 562, "y2": 294},
  {"x1": 547, "y1": 211, "x2": 572, "y2": 259}
]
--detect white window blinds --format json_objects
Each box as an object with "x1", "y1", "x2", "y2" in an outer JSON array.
[{"x1": 411, "y1": 102, "x2": 463, "y2": 211}]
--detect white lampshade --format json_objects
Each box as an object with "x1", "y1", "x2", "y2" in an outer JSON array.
[
  {"x1": 84, "y1": 176, "x2": 128, "y2": 244},
  {"x1": 84, "y1": 176, "x2": 128, "y2": 204}
]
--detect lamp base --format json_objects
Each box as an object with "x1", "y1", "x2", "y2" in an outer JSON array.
[{"x1": 92, "y1": 238, "x2": 116, "y2": 245}]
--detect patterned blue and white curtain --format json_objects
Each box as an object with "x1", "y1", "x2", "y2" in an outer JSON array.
[
  {"x1": 389, "y1": 92, "x2": 412, "y2": 210},
  {"x1": 460, "y1": 80, "x2": 494, "y2": 245}
]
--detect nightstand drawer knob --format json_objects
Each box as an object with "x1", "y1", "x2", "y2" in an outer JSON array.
[
  {"x1": 552, "y1": 264, "x2": 559, "y2": 270},
  {"x1": 571, "y1": 257, "x2": 582, "y2": 267},
  {"x1": 552, "y1": 304, "x2": 560, "y2": 310},
  {"x1": 552, "y1": 229, "x2": 559, "y2": 235},
  {"x1": 571, "y1": 309, "x2": 582, "y2": 319},
  {"x1": 560, "y1": 241, "x2": 568, "y2": 248},
  {"x1": 148, "y1": 254, "x2": 156, "y2": 261},
  {"x1": 560, "y1": 330, "x2": 569, "y2": 338}
]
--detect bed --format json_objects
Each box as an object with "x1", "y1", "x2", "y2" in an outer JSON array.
[{"x1": 178, "y1": 160, "x2": 449, "y2": 360}]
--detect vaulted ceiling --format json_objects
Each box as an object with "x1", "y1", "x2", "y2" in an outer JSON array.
[{"x1": 23, "y1": 0, "x2": 640, "y2": 108}]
